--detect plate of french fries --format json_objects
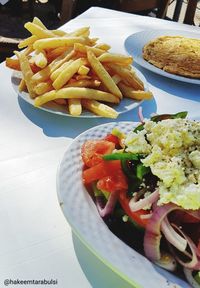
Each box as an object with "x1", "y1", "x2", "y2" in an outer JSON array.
[{"x1": 8, "y1": 17, "x2": 153, "y2": 119}]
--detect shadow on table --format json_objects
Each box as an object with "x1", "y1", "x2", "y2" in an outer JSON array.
[
  {"x1": 18, "y1": 96, "x2": 157, "y2": 138},
  {"x1": 134, "y1": 63, "x2": 200, "y2": 103},
  {"x1": 72, "y1": 232, "x2": 134, "y2": 288}
]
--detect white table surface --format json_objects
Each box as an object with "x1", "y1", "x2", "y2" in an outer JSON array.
[{"x1": 0, "y1": 6, "x2": 200, "y2": 288}]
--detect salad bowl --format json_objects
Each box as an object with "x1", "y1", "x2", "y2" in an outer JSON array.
[{"x1": 57, "y1": 121, "x2": 192, "y2": 288}]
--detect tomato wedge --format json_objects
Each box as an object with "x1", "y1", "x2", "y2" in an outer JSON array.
[
  {"x1": 97, "y1": 173, "x2": 128, "y2": 193},
  {"x1": 118, "y1": 190, "x2": 150, "y2": 228},
  {"x1": 104, "y1": 134, "x2": 120, "y2": 146},
  {"x1": 82, "y1": 160, "x2": 122, "y2": 184},
  {"x1": 81, "y1": 140, "x2": 115, "y2": 167}
]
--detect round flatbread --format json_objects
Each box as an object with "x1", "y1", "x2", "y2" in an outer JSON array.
[{"x1": 143, "y1": 35, "x2": 200, "y2": 79}]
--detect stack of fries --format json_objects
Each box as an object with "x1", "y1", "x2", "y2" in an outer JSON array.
[{"x1": 6, "y1": 17, "x2": 153, "y2": 118}]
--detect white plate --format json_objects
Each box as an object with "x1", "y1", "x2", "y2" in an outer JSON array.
[
  {"x1": 124, "y1": 29, "x2": 200, "y2": 85},
  {"x1": 57, "y1": 122, "x2": 190, "y2": 288},
  {"x1": 11, "y1": 68, "x2": 148, "y2": 118}
]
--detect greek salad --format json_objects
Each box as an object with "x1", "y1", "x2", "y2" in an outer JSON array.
[{"x1": 81, "y1": 111, "x2": 200, "y2": 288}]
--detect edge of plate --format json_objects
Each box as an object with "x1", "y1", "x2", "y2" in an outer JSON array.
[{"x1": 56, "y1": 121, "x2": 141, "y2": 288}]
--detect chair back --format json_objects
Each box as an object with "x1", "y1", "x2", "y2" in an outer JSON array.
[
  {"x1": 117, "y1": 0, "x2": 170, "y2": 18},
  {"x1": 173, "y1": 0, "x2": 198, "y2": 25}
]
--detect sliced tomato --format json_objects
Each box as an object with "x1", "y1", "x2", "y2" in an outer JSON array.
[
  {"x1": 104, "y1": 134, "x2": 120, "y2": 146},
  {"x1": 82, "y1": 160, "x2": 122, "y2": 184},
  {"x1": 118, "y1": 190, "x2": 149, "y2": 228},
  {"x1": 81, "y1": 140, "x2": 115, "y2": 167},
  {"x1": 97, "y1": 172, "x2": 128, "y2": 193}
]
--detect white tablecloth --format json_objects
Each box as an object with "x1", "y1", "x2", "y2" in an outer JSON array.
[{"x1": 0, "y1": 7, "x2": 199, "y2": 288}]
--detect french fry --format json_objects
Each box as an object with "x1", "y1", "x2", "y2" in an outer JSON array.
[
  {"x1": 18, "y1": 35, "x2": 38, "y2": 49},
  {"x1": 130, "y1": 67, "x2": 144, "y2": 87},
  {"x1": 55, "y1": 88, "x2": 120, "y2": 104},
  {"x1": 6, "y1": 58, "x2": 20, "y2": 71},
  {"x1": 52, "y1": 30, "x2": 67, "y2": 37},
  {"x1": 6, "y1": 57, "x2": 40, "y2": 73},
  {"x1": 32, "y1": 16, "x2": 47, "y2": 29},
  {"x1": 130, "y1": 90, "x2": 153, "y2": 100},
  {"x1": 7, "y1": 17, "x2": 151, "y2": 118},
  {"x1": 66, "y1": 79, "x2": 101, "y2": 88},
  {"x1": 33, "y1": 49, "x2": 47, "y2": 68},
  {"x1": 118, "y1": 82, "x2": 153, "y2": 100},
  {"x1": 23, "y1": 45, "x2": 34, "y2": 56},
  {"x1": 87, "y1": 49, "x2": 122, "y2": 99},
  {"x1": 24, "y1": 22, "x2": 55, "y2": 39},
  {"x1": 33, "y1": 36, "x2": 87, "y2": 50},
  {"x1": 68, "y1": 99, "x2": 82, "y2": 116},
  {"x1": 112, "y1": 74, "x2": 121, "y2": 84},
  {"x1": 34, "y1": 80, "x2": 53, "y2": 95},
  {"x1": 74, "y1": 43, "x2": 105, "y2": 57},
  {"x1": 78, "y1": 65, "x2": 90, "y2": 75},
  {"x1": 87, "y1": 38, "x2": 99, "y2": 46},
  {"x1": 34, "y1": 87, "x2": 119, "y2": 107},
  {"x1": 98, "y1": 53, "x2": 133, "y2": 65},
  {"x1": 108, "y1": 63, "x2": 144, "y2": 90},
  {"x1": 50, "y1": 60, "x2": 73, "y2": 81},
  {"x1": 95, "y1": 43, "x2": 111, "y2": 51},
  {"x1": 19, "y1": 78, "x2": 26, "y2": 92},
  {"x1": 46, "y1": 46, "x2": 67, "y2": 62},
  {"x1": 53, "y1": 58, "x2": 85, "y2": 90},
  {"x1": 32, "y1": 48, "x2": 75, "y2": 82},
  {"x1": 68, "y1": 27, "x2": 90, "y2": 37},
  {"x1": 75, "y1": 75, "x2": 91, "y2": 80},
  {"x1": 15, "y1": 51, "x2": 36, "y2": 98},
  {"x1": 33, "y1": 17, "x2": 67, "y2": 37},
  {"x1": 82, "y1": 99, "x2": 118, "y2": 119}
]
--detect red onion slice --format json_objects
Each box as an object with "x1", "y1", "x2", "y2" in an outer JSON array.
[
  {"x1": 96, "y1": 191, "x2": 118, "y2": 218},
  {"x1": 187, "y1": 210, "x2": 200, "y2": 221},
  {"x1": 170, "y1": 224, "x2": 200, "y2": 270},
  {"x1": 196, "y1": 245, "x2": 200, "y2": 258},
  {"x1": 161, "y1": 217, "x2": 187, "y2": 252},
  {"x1": 129, "y1": 189, "x2": 159, "y2": 212},
  {"x1": 144, "y1": 203, "x2": 182, "y2": 261},
  {"x1": 138, "y1": 106, "x2": 144, "y2": 124}
]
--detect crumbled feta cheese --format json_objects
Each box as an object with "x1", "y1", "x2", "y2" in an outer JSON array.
[
  {"x1": 189, "y1": 150, "x2": 200, "y2": 169},
  {"x1": 125, "y1": 130, "x2": 151, "y2": 154},
  {"x1": 125, "y1": 118, "x2": 200, "y2": 210}
]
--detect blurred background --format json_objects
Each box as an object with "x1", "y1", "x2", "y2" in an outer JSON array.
[{"x1": 0, "y1": 0, "x2": 200, "y2": 62}]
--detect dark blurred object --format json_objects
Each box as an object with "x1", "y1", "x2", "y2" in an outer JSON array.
[
  {"x1": 0, "y1": 0, "x2": 60, "y2": 62},
  {"x1": 116, "y1": 0, "x2": 170, "y2": 18},
  {"x1": 59, "y1": 0, "x2": 118, "y2": 24},
  {"x1": 0, "y1": 36, "x2": 21, "y2": 62},
  {"x1": 173, "y1": 0, "x2": 198, "y2": 24},
  {"x1": 0, "y1": 36, "x2": 20, "y2": 53},
  {"x1": 58, "y1": 0, "x2": 170, "y2": 24},
  {"x1": 73, "y1": 0, "x2": 118, "y2": 16}
]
